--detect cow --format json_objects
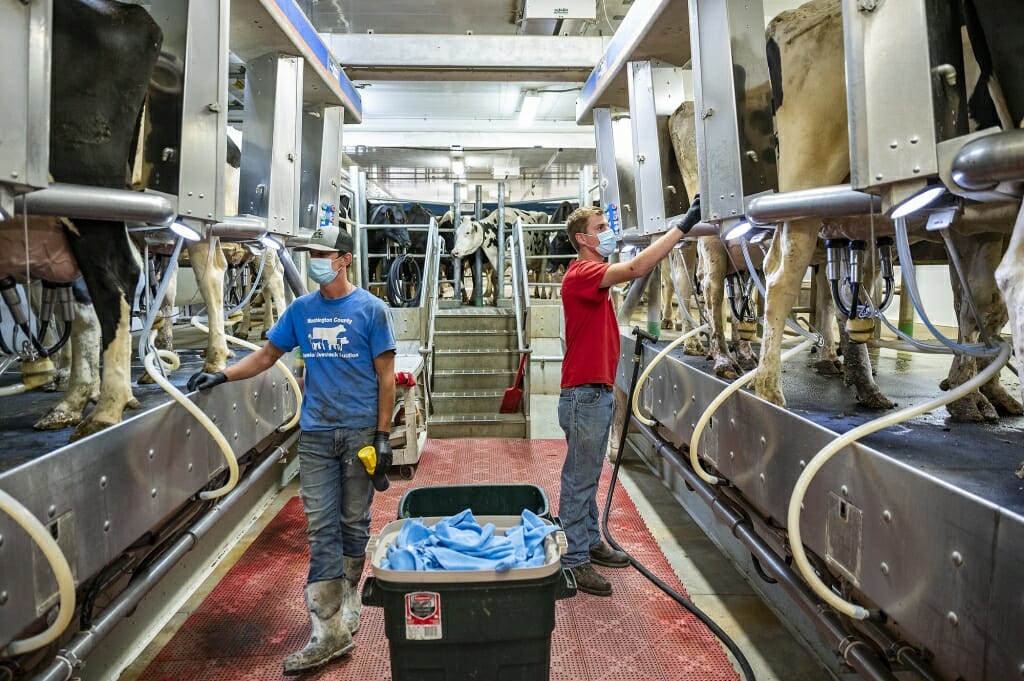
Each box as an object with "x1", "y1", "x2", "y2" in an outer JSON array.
[
  {"x1": 365, "y1": 202, "x2": 412, "y2": 297},
  {"x1": 751, "y1": 0, "x2": 1021, "y2": 421},
  {"x1": 21, "y1": 0, "x2": 164, "y2": 440},
  {"x1": 450, "y1": 207, "x2": 549, "y2": 304},
  {"x1": 505, "y1": 225, "x2": 552, "y2": 299}
]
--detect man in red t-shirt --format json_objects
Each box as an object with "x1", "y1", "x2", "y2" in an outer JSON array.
[{"x1": 558, "y1": 197, "x2": 701, "y2": 595}]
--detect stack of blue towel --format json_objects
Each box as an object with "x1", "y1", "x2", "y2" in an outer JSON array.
[{"x1": 381, "y1": 509, "x2": 559, "y2": 573}]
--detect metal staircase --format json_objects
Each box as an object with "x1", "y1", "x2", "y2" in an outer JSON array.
[{"x1": 418, "y1": 215, "x2": 533, "y2": 439}]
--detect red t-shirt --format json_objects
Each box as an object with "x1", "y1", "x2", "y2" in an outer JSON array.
[{"x1": 560, "y1": 260, "x2": 620, "y2": 389}]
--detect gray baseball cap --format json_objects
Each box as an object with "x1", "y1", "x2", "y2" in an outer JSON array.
[{"x1": 295, "y1": 224, "x2": 354, "y2": 254}]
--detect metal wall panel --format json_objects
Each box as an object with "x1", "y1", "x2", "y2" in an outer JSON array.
[
  {"x1": 0, "y1": 0, "x2": 51, "y2": 213},
  {"x1": 689, "y1": 0, "x2": 777, "y2": 222},
  {"x1": 239, "y1": 54, "x2": 303, "y2": 235},
  {"x1": 619, "y1": 338, "x2": 1023, "y2": 681},
  {"x1": 0, "y1": 371, "x2": 296, "y2": 646},
  {"x1": 627, "y1": 61, "x2": 669, "y2": 235},
  {"x1": 593, "y1": 107, "x2": 638, "y2": 233}
]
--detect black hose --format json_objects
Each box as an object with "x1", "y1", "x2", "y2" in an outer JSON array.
[
  {"x1": 601, "y1": 327, "x2": 757, "y2": 681},
  {"x1": 386, "y1": 253, "x2": 421, "y2": 307}
]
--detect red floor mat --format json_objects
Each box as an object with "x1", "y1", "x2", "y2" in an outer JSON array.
[{"x1": 138, "y1": 438, "x2": 739, "y2": 680}]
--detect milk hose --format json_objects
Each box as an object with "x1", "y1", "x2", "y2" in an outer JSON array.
[
  {"x1": 602, "y1": 326, "x2": 757, "y2": 681},
  {"x1": 0, "y1": 489, "x2": 75, "y2": 656},
  {"x1": 143, "y1": 349, "x2": 238, "y2": 500},
  {"x1": 631, "y1": 324, "x2": 710, "y2": 426},
  {"x1": 190, "y1": 317, "x2": 301, "y2": 433},
  {"x1": 787, "y1": 339, "x2": 1011, "y2": 620}
]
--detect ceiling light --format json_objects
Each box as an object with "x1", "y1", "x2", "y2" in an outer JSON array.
[
  {"x1": 518, "y1": 90, "x2": 541, "y2": 127},
  {"x1": 890, "y1": 185, "x2": 946, "y2": 219},
  {"x1": 170, "y1": 220, "x2": 202, "y2": 241},
  {"x1": 260, "y1": 234, "x2": 282, "y2": 251}
]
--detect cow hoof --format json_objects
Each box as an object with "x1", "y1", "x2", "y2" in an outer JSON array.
[
  {"x1": 814, "y1": 359, "x2": 843, "y2": 376},
  {"x1": 70, "y1": 417, "x2": 118, "y2": 441},
  {"x1": 34, "y1": 409, "x2": 82, "y2": 431},
  {"x1": 981, "y1": 384, "x2": 1024, "y2": 416},
  {"x1": 1016, "y1": 461, "x2": 1024, "y2": 480},
  {"x1": 127, "y1": 397, "x2": 141, "y2": 410},
  {"x1": 712, "y1": 359, "x2": 738, "y2": 381},
  {"x1": 661, "y1": 319, "x2": 673, "y2": 330},
  {"x1": 138, "y1": 372, "x2": 156, "y2": 385},
  {"x1": 856, "y1": 391, "x2": 896, "y2": 410},
  {"x1": 682, "y1": 338, "x2": 705, "y2": 356},
  {"x1": 946, "y1": 393, "x2": 998, "y2": 423}
]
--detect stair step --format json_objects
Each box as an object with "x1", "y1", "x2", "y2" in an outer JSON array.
[
  {"x1": 435, "y1": 309, "x2": 516, "y2": 333},
  {"x1": 433, "y1": 369, "x2": 516, "y2": 391},
  {"x1": 434, "y1": 329, "x2": 517, "y2": 351},
  {"x1": 427, "y1": 413, "x2": 528, "y2": 439},
  {"x1": 431, "y1": 390, "x2": 505, "y2": 414},
  {"x1": 433, "y1": 348, "x2": 520, "y2": 372}
]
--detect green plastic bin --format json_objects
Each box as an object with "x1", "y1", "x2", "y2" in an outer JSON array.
[
  {"x1": 362, "y1": 512, "x2": 575, "y2": 681},
  {"x1": 396, "y1": 483, "x2": 551, "y2": 520}
]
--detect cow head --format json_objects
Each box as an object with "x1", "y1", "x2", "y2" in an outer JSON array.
[
  {"x1": 450, "y1": 216, "x2": 482, "y2": 258},
  {"x1": 369, "y1": 204, "x2": 411, "y2": 249},
  {"x1": 546, "y1": 230, "x2": 574, "y2": 273}
]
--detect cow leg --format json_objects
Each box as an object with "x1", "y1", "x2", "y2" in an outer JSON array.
[
  {"x1": 995, "y1": 202, "x2": 1024, "y2": 414},
  {"x1": 660, "y1": 263, "x2": 676, "y2": 330},
  {"x1": 811, "y1": 264, "x2": 842, "y2": 375},
  {"x1": 263, "y1": 250, "x2": 286, "y2": 338},
  {"x1": 35, "y1": 301, "x2": 102, "y2": 430},
  {"x1": 700, "y1": 237, "x2": 743, "y2": 379},
  {"x1": 943, "y1": 231, "x2": 1021, "y2": 421},
  {"x1": 671, "y1": 246, "x2": 705, "y2": 355},
  {"x1": 754, "y1": 220, "x2": 819, "y2": 406},
  {"x1": 188, "y1": 237, "x2": 231, "y2": 373}
]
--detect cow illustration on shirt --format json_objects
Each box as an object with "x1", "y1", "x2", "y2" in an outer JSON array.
[{"x1": 308, "y1": 323, "x2": 349, "y2": 352}]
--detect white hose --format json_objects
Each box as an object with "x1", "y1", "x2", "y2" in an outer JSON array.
[
  {"x1": 143, "y1": 349, "x2": 239, "y2": 500},
  {"x1": 631, "y1": 324, "x2": 710, "y2": 426},
  {"x1": 690, "y1": 337, "x2": 816, "y2": 485},
  {"x1": 0, "y1": 489, "x2": 76, "y2": 656},
  {"x1": 0, "y1": 384, "x2": 29, "y2": 397},
  {"x1": 787, "y1": 340, "x2": 1011, "y2": 620},
  {"x1": 190, "y1": 317, "x2": 301, "y2": 433}
]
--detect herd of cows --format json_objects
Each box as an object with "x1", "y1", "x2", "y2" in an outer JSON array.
[{"x1": 0, "y1": 0, "x2": 1022, "y2": 486}]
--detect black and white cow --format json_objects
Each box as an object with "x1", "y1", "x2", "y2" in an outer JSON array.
[
  {"x1": 40, "y1": 0, "x2": 163, "y2": 440},
  {"x1": 450, "y1": 207, "x2": 548, "y2": 304}
]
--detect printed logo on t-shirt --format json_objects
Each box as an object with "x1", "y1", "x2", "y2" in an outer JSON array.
[{"x1": 307, "y1": 317, "x2": 358, "y2": 358}]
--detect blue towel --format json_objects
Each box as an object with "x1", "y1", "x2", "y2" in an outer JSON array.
[{"x1": 381, "y1": 509, "x2": 559, "y2": 572}]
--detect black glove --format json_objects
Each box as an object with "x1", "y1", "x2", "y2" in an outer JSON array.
[
  {"x1": 676, "y1": 194, "x2": 702, "y2": 234},
  {"x1": 372, "y1": 430, "x2": 392, "y2": 492},
  {"x1": 187, "y1": 371, "x2": 227, "y2": 392}
]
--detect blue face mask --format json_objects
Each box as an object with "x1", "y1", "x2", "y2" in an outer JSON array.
[
  {"x1": 308, "y1": 257, "x2": 340, "y2": 285},
  {"x1": 595, "y1": 229, "x2": 618, "y2": 257}
]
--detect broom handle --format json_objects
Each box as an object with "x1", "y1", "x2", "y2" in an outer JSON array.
[{"x1": 513, "y1": 353, "x2": 527, "y2": 389}]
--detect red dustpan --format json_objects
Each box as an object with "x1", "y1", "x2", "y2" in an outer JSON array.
[{"x1": 500, "y1": 353, "x2": 528, "y2": 413}]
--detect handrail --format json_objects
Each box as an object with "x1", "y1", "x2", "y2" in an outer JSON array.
[
  {"x1": 509, "y1": 218, "x2": 533, "y2": 354},
  {"x1": 418, "y1": 218, "x2": 441, "y2": 400}
]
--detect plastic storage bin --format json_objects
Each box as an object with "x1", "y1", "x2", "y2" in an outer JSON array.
[
  {"x1": 361, "y1": 513, "x2": 575, "y2": 681},
  {"x1": 396, "y1": 483, "x2": 550, "y2": 520}
]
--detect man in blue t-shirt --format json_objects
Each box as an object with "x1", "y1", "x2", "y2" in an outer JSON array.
[{"x1": 188, "y1": 224, "x2": 396, "y2": 674}]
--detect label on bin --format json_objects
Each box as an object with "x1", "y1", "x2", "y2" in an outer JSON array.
[{"x1": 404, "y1": 591, "x2": 442, "y2": 640}]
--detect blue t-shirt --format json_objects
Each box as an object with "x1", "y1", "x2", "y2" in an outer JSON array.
[{"x1": 267, "y1": 287, "x2": 396, "y2": 431}]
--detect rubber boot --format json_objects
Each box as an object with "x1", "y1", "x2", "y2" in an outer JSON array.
[
  {"x1": 341, "y1": 555, "x2": 365, "y2": 634},
  {"x1": 282, "y1": 579, "x2": 355, "y2": 675}
]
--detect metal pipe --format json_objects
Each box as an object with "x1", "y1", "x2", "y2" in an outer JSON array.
[
  {"x1": 276, "y1": 248, "x2": 307, "y2": 298},
  {"x1": 616, "y1": 269, "x2": 653, "y2": 323},
  {"x1": 29, "y1": 434, "x2": 298, "y2": 681},
  {"x1": 632, "y1": 421, "x2": 909, "y2": 681},
  {"x1": 14, "y1": 184, "x2": 175, "y2": 226},
  {"x1": 208, "y1": 216, "x2": 267, "y2": 241},
  {"x1": 747, "y1": 185, "x2": 881, "y2": 226},
  {"x1": 666, "y1": 218, "x2": 720, "y2": 238},
  {"x1": 950, "y1": 128, "x2": 1024, "y2": 191}
]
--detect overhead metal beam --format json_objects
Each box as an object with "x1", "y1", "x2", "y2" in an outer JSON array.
[
  {"x1": 323, "y1": 34, "x2": 604, "y2": 81},
  {"x1": 345, "y1": 123, "x2": 595, "y2": 150}
]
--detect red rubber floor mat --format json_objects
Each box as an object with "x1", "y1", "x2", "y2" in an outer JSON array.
[{"x1": 137, "y1": 438, "x2": 740, "y2": 680}]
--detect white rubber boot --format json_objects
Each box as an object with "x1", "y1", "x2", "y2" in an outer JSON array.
[
  {"x1": 341, "y1": 555, "x2": 365, "y2": 634},
  {"x1": 282, "y1": 579, "x2": 354, "y2": 675}
]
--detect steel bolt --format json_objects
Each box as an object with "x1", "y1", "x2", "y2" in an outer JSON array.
[
  {"x1": 186, "y1": 428, "x2": 191, "y2": 437},
  {"x1": 951, "y1": 551, "x2": 963, "y2": 567},
  {"x1": 0, "y1": 534, "x2": 4, "y2": 548},
  {"x1": 11, "y1": 171, "x2": 18, "y2": 179},
  {"x1": 149, "y1": 448, "x2": 155, "y2": 460},
  {"x1": 48, "y1": 505, "x2": 56, "y2": 518},
  {"x1": 841, "y1": 485, "x2": 849, "y2": 496},
  {"x1": 0, "y1": 591, "x2": 8, "y2": 605},
  {"x1": 103, "y1": 521, "x2": 111, "y2": 532},
  {"x1": 799, "y1": 459, "x2": 806, "y2": 469},
  {"x1": 188, "y1": 463, "x2": 193, "y2": 472},
  {"x1": 100, "y1": 476, "x2": 107, "y2": 489},
  {"x1": 760, "y1": 435, "x2": 767, "y2": 447},
  {"x1": 882, "y1": 510, "x2": 892, "y2": 523},
  {"x1": 880, "y1": 562, "x2": 890, "y2": 575},
  {"x1": 151, "y1": 488, "x2": 157, "y2": 498},
  {"x1": 947, "y1": 611, "x2": 959, "y2": 627}
]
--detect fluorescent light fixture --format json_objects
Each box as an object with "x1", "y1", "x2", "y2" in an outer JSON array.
[
  {"x1": 724, "y1": 220, "x2": 752, "y2": 241},
  {"x1": 890, "y1": 185, "x2": 946, "y2": 219},
  {"x1": 170, "y1": 220, "x2": 202, "y2": 241},
  {"x1": 518, "y1": 90, "x2": 541, "y2": 127},
  {"x1": 451, "y1": 158, "x2": 465, "y2": 176},
  {"x1": 260, "y1": 234, "x2": 282, "y2": 251}
]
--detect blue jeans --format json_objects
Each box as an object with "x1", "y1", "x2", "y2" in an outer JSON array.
[
  {"x1": 557, "y1": 384, "x2": 615, "y2": 568},
  {"x1": 297, "y1": 426, "x2": 376, "y2": 583}
]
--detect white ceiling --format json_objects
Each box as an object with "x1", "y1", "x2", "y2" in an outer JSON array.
[{"x1": 301, "y1": 0, "x2": 809, "y2": 202}]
